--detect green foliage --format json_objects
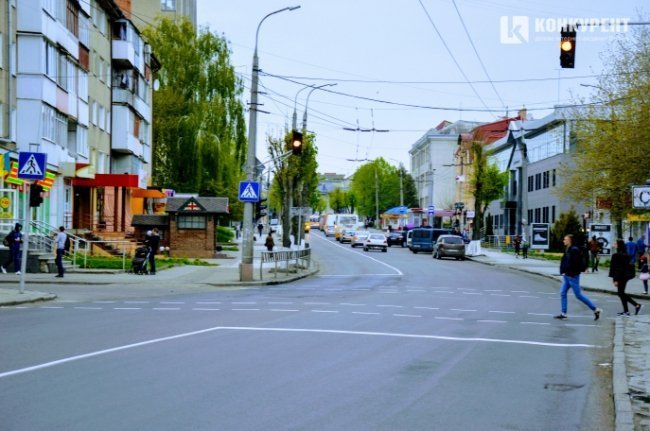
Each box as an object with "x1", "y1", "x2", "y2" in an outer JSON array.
[
  {"x1": 550, "y1": 208, "x2": 585, "y2": 251},
  {"x1": 350, "y1": 158, "x2": 408, "y2": 218},
  {"x1": 216, "y1": 225, "x2": 234, "y2": 243},
  {"x1": 143, "y1": 18, "x2": 247, "y2": 219},
  {"x1": 470, "y1": 143, "x2": 508, "y2": 239},
  {"x1": 70, "y1": 254, "x2": 215, "y2": 270}
]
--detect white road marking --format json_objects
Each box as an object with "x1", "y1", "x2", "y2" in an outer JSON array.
[
  {"x1": 0, "y1": 326, "x2": 600, "y2": 379},
  {"x1": 268, "y1": 301, "x2": 293, "y2": 305},
  {"x1": 352, "y1": 311, "x2": 380, "y2": 315},
  {"x1": 93, "y1": 301, "x2": 116, "y2": 304},
  {"x1": 451, "y1": 308, "x2": 477, "y2": 312},
  {"x1": 394, "y1": 314, "x2": 422, "y2": 318},
  {"x1": 196, "y1": 301, "x2": 221, "y2": 305},
  {"x1": 414, "y1": 306, "x2": 439, "y2": 310},
  {"x1": 232, "y1": 308, "x2": 260, "y2": 311},
  {"x1": 510, "y1": 290, "x2": 529, "y2": 293},
  {"x1": 340, "y1": 303, "x2": 366, "y2": 307},
  {"x1": 376, "y1": 304, "x2": 403, "y2": 308},
  {"x1": 192, "y1": 308, "x2": 221, "y2": 311},
  {"x1": 74, "y1": 307, "x2": 103, "y2": 310},
  {"x1": 153, "y1": 308, "x2": 181, "y2": 311},
  {"x1": 160, "y1": 301, "x2": 185, "y2": 304},
  {"x1": 304, "y1": 302, "x2": 330, "y2": 305},
  {"x1": 489, "y1": 310, "x2": 515, "y2": 314},
  {"x1": 40, "y1": 306, "x2": 64, "y2": 309},
  {"x1": 566, "y1": 323, "x2": 597, "y2": 327},
  {"x1": 311, "y1": 234, "x2": 403, "y2": 276},
  {"x1": 232, "y1": 301, "x2": 256, "y2": 305},
  {"x1": 485, "y1": 290, "x2": 503, "y2": 292},
  {"x1": 528, "y1": 313, "x2": 553, "y2": 316},
  {"x1": 124, "y1": 301, "x2": 149, "y2": 304},
  {"x1": 114, "y1": 307, "x2": 141, "y2": 310},
  {"x1": 311, "y1": 310, "x2": 339, "y2": 313},
  {"x1": 270, "y1": 309, "x2": 299, "y2": 312},
  {"x1": 478, "y1": 320, "x2": 507, "y2": 324},
  {"x1": 490, "y1": 294, "x2": 511, "y2": 297},
  {"x1": 435, "y1": 316, "x2": 463, "y2": 321},
  {"x1": 462, "y1": 292, "x2": 483, "y2": 295},
  {"x1": 521, "y1": 322, "x2": 551, "y2": 326},
  {"x1": 519, "y1": 296, "x2": 539, "y2": 299}
]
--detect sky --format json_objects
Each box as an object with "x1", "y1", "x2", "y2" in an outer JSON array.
[{"x1": 196, "y1": 0, "x2": 646, "y2": 177}]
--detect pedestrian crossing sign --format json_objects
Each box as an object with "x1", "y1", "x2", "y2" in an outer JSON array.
[
  {"x1": 17, "y1": 152, "x2": 47, "y2": 180},
  {"x1": 238, "y1": 181, "x2": 260, "y2": 202}
]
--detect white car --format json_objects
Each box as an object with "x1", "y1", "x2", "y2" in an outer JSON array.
[
  {"x1": 363, "y1": 233, "x2": 388, "y2": 252},
  {"x1": 351, "y1": 230, "x2": 370, "y2": 248}
]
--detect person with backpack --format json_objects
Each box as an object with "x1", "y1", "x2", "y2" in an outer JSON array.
[
  {"x1": 1, "y1": 223, "x2": 24, "y2": 275},
  {"x1": 54, "y1": 226, "x2": 67, "y2": 278},
  {"x1": 609, "y1": 238, "x2": 643, "y2": 316},
  {"x1": 555, "y1": 234, "x2": 602, "y2": 321}
]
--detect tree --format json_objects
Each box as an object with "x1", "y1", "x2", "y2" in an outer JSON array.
[
  {"x1": 350, "y1": 158, "x2": 410, "y2": 219},
  {"x1": 561, "y1": 25, "x2": 650, "y2": 237},
  {"x1": 551, "y1": 209, "x2": 584, "y2": 252},
  {"x1": 143, "y1": 18, "x2": 247, "y2": 219},
  {"x1": 268, "y1": 131, "x2": 319, "y2": 247},
  {"x1": 470, "y1": 142, "x2": 508, "y2": 240}
]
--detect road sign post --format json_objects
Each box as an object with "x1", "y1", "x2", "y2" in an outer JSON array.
[{"x1": 16, "y1": 152, "x2": 47, "y2": 293}]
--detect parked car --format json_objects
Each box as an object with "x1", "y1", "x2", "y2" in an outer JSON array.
[
  {"x1": 364, "y1": 233, "x2": 388, "y2": 252},
  {"x1": 351, "y1": 230, "x2": 370, "y2": 248},
  {"x1": 410, "y1": 228, "x2": 453, "y2": 253},
  {"x1": 341, "y1": 229, "x2": 357, "y2": 244},
  {"x1": 386, "y1": 231, "x2": 406, "y2": 247},
  {"x1": 433, "y1": 235, "x2": 466, "y2": 260},
  {"x1": 406, "y1": 230, "x2": 413, "y2": 248}
]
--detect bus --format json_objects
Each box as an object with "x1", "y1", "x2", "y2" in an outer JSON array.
[{"x1": 334, "y1": 214, "x2": 359, "y2": 241}]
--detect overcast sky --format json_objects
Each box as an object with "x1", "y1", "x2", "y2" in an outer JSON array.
[{"x1": 196, "y1": 0, "x2": 646, "y2": 176}]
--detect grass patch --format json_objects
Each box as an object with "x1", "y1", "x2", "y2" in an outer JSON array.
[{"x1": 68, "y1": 254, "x2": 217, "y2": 270}]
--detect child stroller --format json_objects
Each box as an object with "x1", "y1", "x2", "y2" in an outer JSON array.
[{"x1": 131, "y1": 246, "x2": 150, "y2": 274}]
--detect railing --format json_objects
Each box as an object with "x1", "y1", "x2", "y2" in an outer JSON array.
[{"x1": 259, "y1": 248, "x2": 312, "y2": 280}]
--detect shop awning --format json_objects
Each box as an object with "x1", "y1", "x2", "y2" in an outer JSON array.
[
  {"x1": 72, "y1": 173, "x2": 139, "y2": 188},
  {"x1": 132, "y1": 189, "x2": 166, "y2": 198}
]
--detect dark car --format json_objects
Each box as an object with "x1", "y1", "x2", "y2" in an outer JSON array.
[
  {"x1": 386, "y1": 231, "x2": 406, "y2": 247},
  {"x1": 433, "y1": 235, "x2": 466, "y2": 260}
]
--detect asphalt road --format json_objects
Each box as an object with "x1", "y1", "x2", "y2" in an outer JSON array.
[{"x1": 0, "y1": 233, "x2": 617, "y2": 430}]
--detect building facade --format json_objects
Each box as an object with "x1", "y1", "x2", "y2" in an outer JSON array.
[{"x1": 128, "y1": 0, "x2": 197, "y2": 30}]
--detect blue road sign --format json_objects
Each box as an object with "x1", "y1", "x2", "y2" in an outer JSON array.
[
  {"x1": 238, "y1": 181, "x2": 260, "y2": 202},
  {"x1": 428, "y1": 205, "x2": 435, "y2": 214},
  {"x1": 17, "y1": 152, "x2": 47, "y2": 180}
]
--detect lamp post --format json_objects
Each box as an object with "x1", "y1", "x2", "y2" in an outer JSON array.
[{"x1": 241, "y1": 5, "x2": 300, "y2": 282}]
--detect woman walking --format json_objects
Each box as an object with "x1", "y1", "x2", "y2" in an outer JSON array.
[{"x1": 609, "y1": 239, "x2": 643, "y2": 316}]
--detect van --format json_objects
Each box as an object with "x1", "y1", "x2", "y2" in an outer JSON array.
[{"x1": 409, "y1": 228, "x2": 453, "y2": 253}]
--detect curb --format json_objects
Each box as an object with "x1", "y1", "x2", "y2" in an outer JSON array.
[
  {"x1": 613, "y1": 319, "x2": 635, "y2": 431},
  {"x1": 0, "y1": 292, "x2": 58, "y2": 306}
]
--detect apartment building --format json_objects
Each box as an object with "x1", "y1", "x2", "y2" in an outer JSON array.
[{"x1": 128, "y1": 0, "x2": 197, "y2": 30}]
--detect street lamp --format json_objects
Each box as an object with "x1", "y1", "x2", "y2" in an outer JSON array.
[
  {"x1": 302, "y1": 83, "x2": 336, "y2": 133},
  {"x1": 241, "y1": 5, "x2": 300, "y2": 282}
]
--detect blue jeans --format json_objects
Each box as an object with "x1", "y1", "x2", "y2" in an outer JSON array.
[
  {"x1": 55, "y1": 249, "x2": 65, "y2": 276},
  {"x1": 560, "y1": 274, "x2": 596, "y2": 313}
]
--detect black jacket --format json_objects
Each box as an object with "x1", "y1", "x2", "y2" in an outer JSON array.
[
  {"x1": 559, "y1": 245, "x2": 582, "y2": 276},
  {"x1": 609, "y1": 251, "x2": 632, "y2": 281}
]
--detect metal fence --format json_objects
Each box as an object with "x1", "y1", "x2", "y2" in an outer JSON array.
[{"x1": 259, "y1": 248, "x2": 312, "y2": 280}]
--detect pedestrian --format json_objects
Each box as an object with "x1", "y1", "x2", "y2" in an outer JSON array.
[
  {"x1": 639, "y1": 254, "x2": 649, "y2": 295},
  {"x1": 54, "y1": 226, "x2": 66, "y2": 278},
  {"x1": 514, "y1": 235, "x2": 521, "y2": 258},
  {"x1": 1, "y1": 223, "x2": 23, "y2": 275},
  {"x1": 257, "y1": 222, "x2": 264, "y2": 238},
  {"x1": 555, "y1": 234, "x2": 602, "y2": 321},
  {"x1": 626, "y1": 236, "x2": 638, "y2": 266},
  {"x1": 609, "y1": 239, "x2": 643, "y2": 316},
  {"x1": 265, "y1": 232, "x2": 274, "y2": 252},
  {"x1": 588, "y1": 235, "x2": 601, "y2": 272},
  {"x1": 145, "y1": 228, "x2": 160, "y2": 275},
  {"x1": 522, "y1": 239, "x2": 529, "y2": 259}
]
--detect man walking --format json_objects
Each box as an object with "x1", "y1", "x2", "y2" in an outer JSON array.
[
  {"x1": 55, "y1": 226, "x2": 67, "y2": 278},
  {"x1": 144, "y1": 228, "x2": 160, "y2": 275},
  {"x1": 555, "y1": 234, "x2": 602, "y2": 321},
  {"x1": 2, "y1": 223, "x2": 23, "y2": 275}
]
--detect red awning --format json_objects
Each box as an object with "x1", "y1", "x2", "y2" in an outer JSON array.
[{"x1": 72, "y1": 173, "x2": 139, "y2": 188}]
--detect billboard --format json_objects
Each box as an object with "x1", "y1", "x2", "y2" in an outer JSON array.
[
  {"x1": 589, "y1": 224, "x2": 612, "y2": 255},
  {"x1": 530, "y1": 223, "x2": 549, "y2": 250}
]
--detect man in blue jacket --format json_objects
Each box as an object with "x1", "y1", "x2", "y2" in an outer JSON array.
[
  {"x1": 626, "y1": 236, "x2": 638, "y2": 265},
  {"x1": 555, "y1": 234, "x2": 602, "y2": 320}
]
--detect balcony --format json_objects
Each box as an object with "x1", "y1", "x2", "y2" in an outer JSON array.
[{"x1": 112, "y1": 40, "x2": 135, "y2": 68}]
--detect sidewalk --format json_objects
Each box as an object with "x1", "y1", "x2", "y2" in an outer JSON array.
[
  {"x1": 0, "y1": 244, "x2": 647, "y2": 430},
  {"x1": 469, "y1": 248, "x2": 649, "y2": 431}
]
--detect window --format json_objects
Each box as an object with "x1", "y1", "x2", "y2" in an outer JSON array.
[
  {"x1": 77, "y1": 125, "x2": 89, "y2": 158},
  {"x1": 55, "y1": 112, "x2": 67, "y2": 147},
  {"x1": 535, "y1": 173, "x2": 541, "y2": 190},
  {"x1": 98, "y1": 105, "x2": 105, "y2": 130},
  {"x1": 161, "y1": 0, "x2": 176, "y2": 11},
  {"x1": 45, "y1": 42, "x2": 57, "y2": 80},
  {"x1": 178, "y1": 215, "x2": 206, "y2": 229},
  {"x1": 528, "y1": 209, "x2": 533, "y2": 225},
  {"x1": 57, "y1": 53, "x2": 68, "y2": 90},
  {"x1": 41, "y1": 104, "x2": 56, "y2": 142},
  {"x1": 66, "y1": 0, "x2": 78, "y2": 37},
  {"x1": 552, "y1": 206, "x2": 556, "y2": 223},
  {"x1": 552, "y1": 169, "x2": 556, "y2": 187},
  {"x1": 535, "y1": 208, "x2": 541, "y2": 223},
  {"x1": 528, "y1": 175, "x2": 533, "y2": 192},
  {"x1": 79, "y1": 14, "x2": 90, "y2": 47},
  {"x1": 543, "y1": 171, "x2": 549, "y2": 189},
  {"x1": 542, "y1": 207, "x2": 549, "y2": 223},
  {"x1": 78, "y1": 70, "x2": 88, "y2": 101}
]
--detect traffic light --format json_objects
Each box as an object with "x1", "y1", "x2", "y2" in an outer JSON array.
[
  {"x1": 291, "y1": 130, "x2": 303, "y2": 155},
  {"x1": 560, "y1": 25, "x2": 576, "y2": 69},
  {"x1": 29, "y1": 183, "x2": 44, "y2": 207},
  {"x1": 255, "y1": 198, "x2": 268, "y2": 220}
]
